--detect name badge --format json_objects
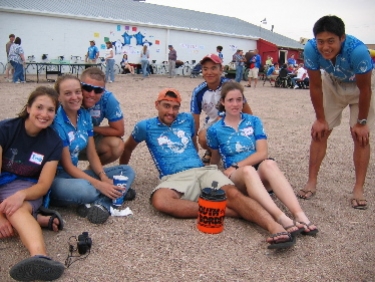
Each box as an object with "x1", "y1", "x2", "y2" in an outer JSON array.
[
  {"x1": 90, "y1": 110, "x2": 101, "y2": 118},
  {"x1": 29, "y1": 152, "x2": 44, "y2": 165},
  {"x1": 68, "y1": 131, "x2": 75, "y2": 143}
]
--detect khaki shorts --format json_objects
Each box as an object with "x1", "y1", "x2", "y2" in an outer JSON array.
[
  {"x1": 6, "y1": 61, "x2": 14, "y2": 71},
  {"x1": 152, "y1": 165, "x2": 234, "y2": 202},
  {"x1": 322, "y1": 70, "x2": 375, "y2": 129},
  {"x1": 248, "y1": 67, "x2": 259, "y2": 79},
  {"x1": 78, "y1": 134, "x2": 104, "y2": 160},
  {"x1": 87, "y1": 59, "x2": 97, "y2": 64}
]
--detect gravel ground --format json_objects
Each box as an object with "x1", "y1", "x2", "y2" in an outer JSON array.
[{"x1": 0, "y1": 73, "x2": 374, "y2": 282}]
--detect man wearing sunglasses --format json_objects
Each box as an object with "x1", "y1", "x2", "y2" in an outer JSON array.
[{"x1": 79, "y1": 67, "x2": 124, "y2": 165}]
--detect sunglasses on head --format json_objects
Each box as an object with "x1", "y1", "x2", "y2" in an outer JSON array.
[{"x1": 80, "y1": 82, "x2": 105, "y2": 94}]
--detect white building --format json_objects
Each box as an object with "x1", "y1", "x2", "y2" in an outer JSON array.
[{"x1": 0, "y1": 0, "x2": 302, "y2": 73}]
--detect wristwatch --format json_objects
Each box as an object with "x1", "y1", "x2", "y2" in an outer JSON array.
[
  {"x1": 231, "y1": 163, "x2": 239, "y2": 169},
  {"x1": 357, "y1": 119, "x2": 367, "y2": 125}
]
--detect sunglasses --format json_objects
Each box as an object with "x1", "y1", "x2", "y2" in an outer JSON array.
[{"x1": 81, "y1": 82, "x2": 105, "y2": 94}]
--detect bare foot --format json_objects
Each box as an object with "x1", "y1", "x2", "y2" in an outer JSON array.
[
  {"x1": 36, "y1": 215, "x2": 60, "y2": 232},
  {"x1": 297, "y1": 182, "x2": 317, "y2": 200}
]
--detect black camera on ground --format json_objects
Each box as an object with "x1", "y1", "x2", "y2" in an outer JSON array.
[{"x1": 77, "y1": 232, "x2": 92, "y2": 255}]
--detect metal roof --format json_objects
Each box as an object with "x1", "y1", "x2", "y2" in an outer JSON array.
[{"x1": 0, "y1": 0, "x2": 304, "y2": 49}]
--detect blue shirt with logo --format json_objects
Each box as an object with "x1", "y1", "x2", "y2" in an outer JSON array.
[
  {"x1": 206, "y1": 113, "x2": 267, "y2": 169},
  {"x1": 87, "y1": 46, "x2": 99, "y2": 60},
  {"x1": 304, "y1": 34, "x2": 373, "y2": 82},
  {"x1": 87, "y1": 91, "x2": 123, "y2": 127},
  {"x1": 131, "y1": 112, "x2": 204, "y2": 178},
  {"x1": 52, "y1": 107, "x2": 94, "y2": 168}
]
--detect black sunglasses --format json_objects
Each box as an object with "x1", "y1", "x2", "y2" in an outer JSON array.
[{"x1": 81, "y1": 82, "x2": 105, "y2": 94}]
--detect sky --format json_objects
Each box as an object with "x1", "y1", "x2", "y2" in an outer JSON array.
[{"x1": 146, "y1": 0, "x2": 375, "y2": 44}]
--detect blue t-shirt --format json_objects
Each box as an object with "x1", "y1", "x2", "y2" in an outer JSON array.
[
  {"x1": 52, "y1": 107, "x2": 94, "y2": 168},
  {"x1": 206, "y1": 113, "x2": 267, "y2": 169},
  {"x1": 87, "y1": 91, "x2": 123, "y2": 127},
  {"x1": 131, "y1": 113, "x2": 204, "y2": 178},
  {"x1": 218, "y1": 52, "x2": 224, "y2": 62},
  {"x1": 287, "y1": 57, "x2": 296, "y2": 66},
  {"x1": 250, "y1": 54, "x2": 261, "y2": 68},
  {"x1": 304, "y1": 34, "x2": 373, "y2": 82},
  {"x1": 0, "y1": 118, "x2": 62, "y2": 179},
  {"x1": 87, "y1": 46, "x2": 99, "y2": 60},
  {"x1": 266, "y1": 66, "x2": 275, "y2": 76}
]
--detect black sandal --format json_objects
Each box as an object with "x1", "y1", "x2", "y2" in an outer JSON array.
[{"x1": 38, "y1": 206, "x2": 64, "y2": 231}]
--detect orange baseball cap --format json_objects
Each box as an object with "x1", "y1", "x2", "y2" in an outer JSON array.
[{"x1": 156, "y1": 88, "x2": 182, "y2": 104}]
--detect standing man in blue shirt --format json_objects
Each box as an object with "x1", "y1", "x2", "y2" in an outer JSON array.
[
  {"x1": 79, "y1": 67, "x2": 124, "y2": 165},
  {"x1": 85, "y1": 40, "x2": 99, "y2": 63},
  {"x1": 287, "y1": 54, "x2": 296, "y2": 66},
  {"x1": 246, "y1": 49, "x2": 262, "y2": 88},
  {"x1": 298, "y1": 15, "x2": 374, "y2": 210},
  {"x1": 120, "y1": 88, "x2": 297, "y2": 249}
]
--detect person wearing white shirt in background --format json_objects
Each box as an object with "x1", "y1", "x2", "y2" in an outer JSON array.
[{"x1": 292, "y1": 63, "x2": 307, "y2": 89}]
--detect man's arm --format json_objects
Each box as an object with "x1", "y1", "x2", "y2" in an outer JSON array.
[
  {"x1": 308, "y1": 69, "x2": 325, "y2": 121},
  {"x1": 93, "y1": 119, "x2": 124, "y2": 137},
  {"x1": 119, "y1": 136, "x2": 139, "y2": 164},
  {"x1": 355, "y1": 71, "x2": 372, "y2": 121},
  {"x1": 192, "y1": 113, "x2": 200, "y2": 150},
  {"x1": 308, "y1": 69, "x2": 329, "y2": 140},
  {"x1": 352, "y1": 71, "x2": 372, "y2": 146}
]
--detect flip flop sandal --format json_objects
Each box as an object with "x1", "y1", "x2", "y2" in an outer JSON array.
[
  {"x1": 267, "y1": 232, "x2": 296, "y2": 249},
  {"x1": 300, "y1": 222, "x2": 319, "y2": 236},
  {"x1": 9, "y1": 255, "x2": 65, "y2": 281},
  {"x1": 351, "y1": 198, "x2": 368, "y2": 210},
  {"x1": 244, "y1": 84, "x2": 251, "y2": 87},
  {"x1": 283, "y1": 221, "x2": 304, "y2": 237},
  {"x1": 38, "y1": 206, "x2": 64, "y2": 231},
  {"x1": 297, "y1": 188, "x2": 316, "y2": 200}
]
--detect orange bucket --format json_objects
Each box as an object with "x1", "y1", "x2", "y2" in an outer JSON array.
[{"x1": 197, "y1": 188, "x2": 227, "y2": 234}]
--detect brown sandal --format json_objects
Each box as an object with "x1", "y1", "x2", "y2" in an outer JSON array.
[
  {"x1": 351, "y1": 198, "x2": 368, "y2": 210},
  {"x1": 297, "y1": 188, "x2": 316, "y2": 200}
]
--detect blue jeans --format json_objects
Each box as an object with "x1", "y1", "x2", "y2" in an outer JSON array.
[
  {"x1": 291, "y1": 77, "x2": 298, "y2": 86},
  {"x1": 49, "y1": 165, "x2": 135, "y2": 212},
  {"x1": 106, "y1": 59, "x2": 115, "y2": 82},
  {"x1": 141, "y1": 59, "x2": 149, "y2": 77},
  {"x1": 235, "y1": 65, "x2": 243, "y2": 82},
  {"x1": 10, "y1": 60, "x2": 24, "y2": 83}
]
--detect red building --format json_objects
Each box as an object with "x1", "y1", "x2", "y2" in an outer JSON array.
[{"x1": 257, "y1": 38, "x2": 304, "y2": 66}]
